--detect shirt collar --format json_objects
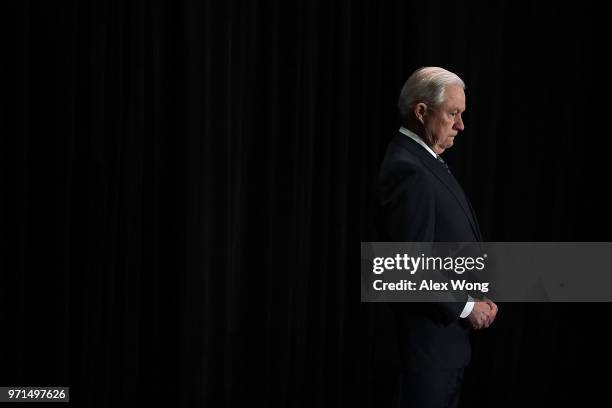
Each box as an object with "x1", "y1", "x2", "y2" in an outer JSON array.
[{"x1": 399, "y1": 126, "x2": 438, "y2": 159}]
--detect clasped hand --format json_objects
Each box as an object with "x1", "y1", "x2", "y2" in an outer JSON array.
[{"x1": 467, "y1": 298, "x2": 498, "y2": 330}]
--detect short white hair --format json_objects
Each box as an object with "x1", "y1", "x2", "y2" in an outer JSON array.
[{"x1": 398, "y1": 67, "x2": 465, "y2": 119}]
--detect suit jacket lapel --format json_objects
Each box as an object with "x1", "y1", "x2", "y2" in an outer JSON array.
[
  {"x1": 422, "y1": 158, "x2": 481, "y2": 240},
  {"x1": 395, "y1": 134, "x2": 482, "y2": 241}
]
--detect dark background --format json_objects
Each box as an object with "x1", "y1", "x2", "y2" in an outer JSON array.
[{"x1": 1, "y1": 0, "x2": 610, "y2": 407}]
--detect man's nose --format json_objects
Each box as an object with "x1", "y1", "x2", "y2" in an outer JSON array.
[{"x1": 454, "y1": 114, "x2": 464, "y2": 131}]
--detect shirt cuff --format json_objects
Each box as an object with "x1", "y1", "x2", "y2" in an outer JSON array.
[{"x1": 460, "y1": 295, "x2": 475, "y2": 318}]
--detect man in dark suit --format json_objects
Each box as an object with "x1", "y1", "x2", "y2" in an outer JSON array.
[{"x1": 378, "y1": 67, "x2": 498, "y2": 408}]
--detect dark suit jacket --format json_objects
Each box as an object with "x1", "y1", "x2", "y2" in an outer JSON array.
[{"x1": 378, "y1": 131, "x2": 482, "y2": 369}]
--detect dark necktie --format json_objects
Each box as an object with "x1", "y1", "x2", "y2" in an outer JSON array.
[{"x1": 436, "y1": 155, "x2": 451, "y2": 174}]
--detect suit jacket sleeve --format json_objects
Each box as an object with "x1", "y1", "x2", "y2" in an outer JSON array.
[
  {"x1": 382, "y1": 165, "x2": 435, "y2": 241},
  {"x1": 380, "y1": 163, "x2": 466, "y2": 324}
]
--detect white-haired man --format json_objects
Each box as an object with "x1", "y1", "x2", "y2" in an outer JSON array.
[{"x1": 378, "y1": 67, "x2": 498, "y2": 408}]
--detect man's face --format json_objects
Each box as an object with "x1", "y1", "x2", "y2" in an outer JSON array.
[{"x1": 423, "y1": 84, "x2": 466, "y2": 155}]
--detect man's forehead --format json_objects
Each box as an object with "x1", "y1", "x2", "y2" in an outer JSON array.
[{"x1": 443, "y1": 85, "x2": 465, "y2": 108}]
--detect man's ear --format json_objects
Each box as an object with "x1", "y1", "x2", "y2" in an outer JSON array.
[{"x1": 414, "y1": 103, "x2": 427, "y2": 124}]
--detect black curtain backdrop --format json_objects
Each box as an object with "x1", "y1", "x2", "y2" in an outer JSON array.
[{"x1": 1, "y1": 1, "x2": 611, "y2": 407}]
